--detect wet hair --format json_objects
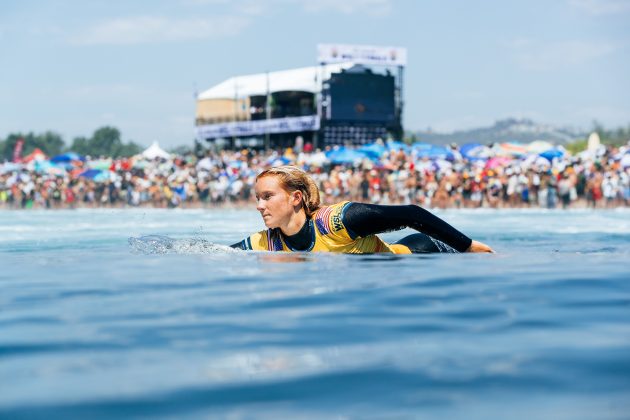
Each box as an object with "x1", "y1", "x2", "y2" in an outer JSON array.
[{"x1": 256, "y1": 165, "x2": 321, "y2": 217}]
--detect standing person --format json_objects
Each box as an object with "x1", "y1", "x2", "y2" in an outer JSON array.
[{"x1": 231, "y1": 166, "x2": 493, "y2": 254}]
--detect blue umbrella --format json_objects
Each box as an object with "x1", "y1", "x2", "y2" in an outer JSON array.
[
  {"x1": 460, "y1": 143, "x2": 491, "y2": 161},
  {"x1": 78, "y1": 169, "x2": 102, "y2": 179},
  {"x1": 325, "y1": 147, "x2": 366, "y2": 164},
  {"x1": 386, "y1": 141, "x2": 410, "y2": 152},
  {"x1": 539, "y1": 149, "x2": 564, "y2": 162},
  {"x1": 414, "y1": 144, "x2": 454, "y2": 160},
  {"x1": 51, "y1": 152, "x2": 85, "y2": 163},
  {"x1": 358, "y1": 143, "x2": 386, "y2": 160}
]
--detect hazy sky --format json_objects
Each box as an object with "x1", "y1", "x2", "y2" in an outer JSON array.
[{"x1": 1, "y1": 0, "x2": 629, "y2": 147}]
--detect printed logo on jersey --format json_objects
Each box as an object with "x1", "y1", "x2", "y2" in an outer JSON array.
[{"x1": 331, "y1": 206, "x2": 344, "y2": 232}]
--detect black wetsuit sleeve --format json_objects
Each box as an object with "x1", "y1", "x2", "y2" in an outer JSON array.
[
  {"x1": 230, "y1": 239, "x2": 250, "y2": 250},
  {"x1": 342, "y1": 203, "x2": 472, "y2": 252}
]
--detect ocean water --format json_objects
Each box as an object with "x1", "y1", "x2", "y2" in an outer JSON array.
[{"x1": 1, "y1": 208, "x2": 629, "y2": 419}]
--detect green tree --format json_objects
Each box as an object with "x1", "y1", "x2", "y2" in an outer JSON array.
[
  {"x1": 65, "y1": 126, "x2": 142, "y2": 158},
  {"x1": 117, "y1": 141, "x2": 142, "y2": 157},
  {"x1": 2, "y1": 131, "x2": 65, "y2": 160},
  {"x1": 68, "y1": 136, "x2": 90, "y2": 156},
  {"x1": 90, "y1": 126, "x2": 123, "y2": 157}
]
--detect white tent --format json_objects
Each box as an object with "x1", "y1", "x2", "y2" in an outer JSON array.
[{"x1": 142, "y1": 142, "x2": 171, "y2": 160}]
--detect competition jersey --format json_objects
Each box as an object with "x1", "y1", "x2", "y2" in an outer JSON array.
[{"x1": 243, "y1": 201, "x2": 410, "y2": 254}]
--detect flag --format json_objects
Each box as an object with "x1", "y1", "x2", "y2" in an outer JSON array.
[{"x1": 13, "y1": 138, "x2": 24, "y2": 163}]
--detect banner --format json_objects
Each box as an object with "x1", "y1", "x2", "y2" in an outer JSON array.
[
  {"x1": 196, "y1": 115, "x2": 320, "y2": 139},
  {"x1": 12, "y1": 138, "x2": 24, "y2": 163},
  {"x1": 317, "y1": 44, "x2": 407, "y2": 66}
]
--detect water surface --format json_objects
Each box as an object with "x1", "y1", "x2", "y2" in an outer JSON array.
[{"x1": 1, "y1": 209, "x2": 629, "y2": 419}]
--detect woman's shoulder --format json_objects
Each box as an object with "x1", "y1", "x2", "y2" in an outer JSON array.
[{"x1": 313, "y1": 201, "x2": 352, "y2": 236}]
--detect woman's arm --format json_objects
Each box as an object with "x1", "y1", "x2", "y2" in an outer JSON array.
[{"x1": 342, "y1": 202, "x2": 492, "y2": 253}]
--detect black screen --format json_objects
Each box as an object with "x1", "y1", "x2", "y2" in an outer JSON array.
[{"x1": 328, "y1": 71, "x2": 395, "y2": 123}]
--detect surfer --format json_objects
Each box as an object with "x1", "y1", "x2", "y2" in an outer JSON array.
[{"x1": 231, "y1": 166, "x2": 493, "y2": 254}]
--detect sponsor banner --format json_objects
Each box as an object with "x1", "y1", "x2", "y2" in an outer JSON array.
[
  {"x1": 317, "y1": 44, "x2": 407, "y2": 66},
  {"x1": 13, "y1": 138, "x2": 24, "y2": 163},
  {"x1": 196, "y1": 115, "x2": 320, "y2": 139}
]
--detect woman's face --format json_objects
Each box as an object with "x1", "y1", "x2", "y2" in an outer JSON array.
[{"x1": 254, "y1": 175, "x2": 301, "y2": 229}]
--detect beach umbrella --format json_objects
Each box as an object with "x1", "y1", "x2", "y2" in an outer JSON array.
[
  {"x1": 413, "y1": 144, "x2": 454, "y2": 160},
  {"x1": 87, "y1": 159, "x2": 113, "y2": 170},
  {"x1": 496, "y1": 142, "x2": 527, "y2": 157},
  {"x1": 460, "y1": 143, "x2": 493, "y2": 160},
  {"x1": 432, "y1": 159, "x2": 453, "y2": 172},
  {"x1": 527, "y1": 140, "x2": 554, "y2": 154},
  {"x1": 522, "y1": 154, "x2": 550, "y2": 169},
  {"x1": 94, "y1": 170, "x2": 115, "y2": 182},
  {"x1": 358, "y1": 143, "x2": 386, "y2": 160},
  {"x1": 386, "y1": 141, "x2": 410, "y2": 153},
  {"x1": 325, "y1": 147, "x2": 366, "y2": 164},
  {"x1": 539, "y1": 148, "x2": 564, "y2": 162},
  {"x1": 485, "y1": 156, "x2": 512, "y2": 169},
  {"x1": 51, "y1": 152, "x2": 85, "y2": 163},
  {"x1": 78, "y1": 169, "x2": 103, "y2": 179}
]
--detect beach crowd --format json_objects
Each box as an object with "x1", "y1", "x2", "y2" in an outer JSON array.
[{"x1": 1, "y1": 140, "x2": 629, "y2": 210}]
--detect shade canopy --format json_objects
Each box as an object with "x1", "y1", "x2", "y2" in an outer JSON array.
[{"x1": 142, "y1": 142, "x2": 171, "y2": 160}]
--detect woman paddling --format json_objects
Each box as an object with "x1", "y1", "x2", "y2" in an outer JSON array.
[{"x1": 231, "y1": 166, "x2": 493, "y2": 254}]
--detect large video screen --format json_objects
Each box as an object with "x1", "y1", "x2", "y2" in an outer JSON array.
[{"x1": 328, "y1": 71, "x2": 395, "y2": 123}]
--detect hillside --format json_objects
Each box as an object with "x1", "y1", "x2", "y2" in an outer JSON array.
[{"x1": 409, "y1": 118, "x2": 586, "y2": 145}]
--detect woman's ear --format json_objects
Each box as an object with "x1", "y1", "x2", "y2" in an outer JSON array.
[{"x1": 291, "y1": 190, "x2": 303, "y2": 207}]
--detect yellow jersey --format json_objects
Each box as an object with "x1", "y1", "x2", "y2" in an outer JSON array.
[{"x1": 244, "y1": 201, "x2": 411, "y2": 254}]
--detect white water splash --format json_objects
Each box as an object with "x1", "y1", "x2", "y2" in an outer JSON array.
[{"x1": 128, "y1": 235, "x2": 239, "y2": 255}]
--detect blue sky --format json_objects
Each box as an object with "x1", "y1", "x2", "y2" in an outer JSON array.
[{"x1": 1, "y1": 0, "x2": 629, "y2": 147}]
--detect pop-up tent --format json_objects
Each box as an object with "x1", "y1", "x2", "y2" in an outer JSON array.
[{"x1": 141, "y1": 142, "x2": 171, "y2": 160}]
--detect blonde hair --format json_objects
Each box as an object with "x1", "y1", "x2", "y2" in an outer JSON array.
[{"x1": 256, "y1": 165, "x2": 321, "y2": 217}]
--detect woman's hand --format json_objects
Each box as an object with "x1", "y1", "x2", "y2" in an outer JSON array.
[{"x1": 466, "y1": 240, "x2": 494, "y2": 253}]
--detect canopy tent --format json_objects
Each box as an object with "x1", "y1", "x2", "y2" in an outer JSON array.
[
  {"x1": 22, "y1": 148, "x2": 47, "y2": 163},
  {"x1": 141, "y1": 142, "x2": 171, "y2": 160},
  {"x1": 198, "y1": 63, "x2": 355, "y2": 100}
]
